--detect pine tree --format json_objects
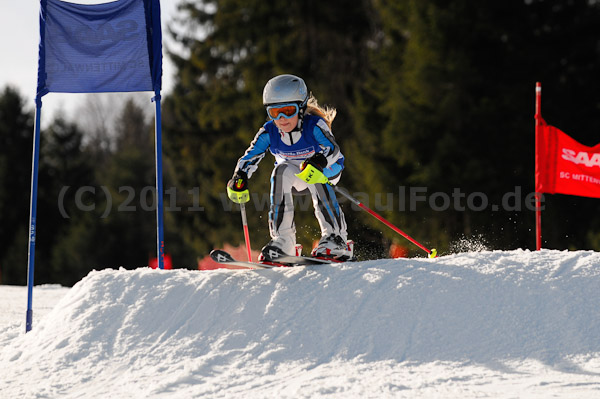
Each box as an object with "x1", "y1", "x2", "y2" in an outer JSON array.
[
  {"x1": 36, "y1": 115, "x2": 95, "y2": 285},
  {"x1": 0, "y1": 87, "x2": 34, "y2": 284},
  {"x1": 100, "y1": 100, "x2": 157, "y2": 268}
]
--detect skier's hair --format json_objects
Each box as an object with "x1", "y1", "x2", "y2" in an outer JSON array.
[{"x1": 305, "y1": 93, "x2": 336, "y2": 129}]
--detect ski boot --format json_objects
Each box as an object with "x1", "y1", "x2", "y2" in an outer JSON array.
[{"x1": 312, "y1": 234, "x2": 354, "y2": 261}]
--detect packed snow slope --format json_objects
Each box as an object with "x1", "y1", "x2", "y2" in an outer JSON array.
[{"x1": 2, "y1": 249, "x2": 600, "y2": 398}]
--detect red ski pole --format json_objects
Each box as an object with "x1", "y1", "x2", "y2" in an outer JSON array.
[
  {"x1": 332, "y1": 185, "x2": 437, "y2": 258},
  {"x1": 226, "y1": 177, "x2": 253, "y2": 261},
  {"x1": 240, "y1": 202, "x2": 253, "y2": 262}
]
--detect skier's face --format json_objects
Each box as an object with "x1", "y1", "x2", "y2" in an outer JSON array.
[{"x1": 274, "y1": 114, "x2": 298, "y2": 133}]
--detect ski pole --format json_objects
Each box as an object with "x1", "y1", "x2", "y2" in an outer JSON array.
[
  {"x1": 239, "y1": 202, "x2": 253, "y2": 262},
  {"x1": 295, "y1": 164, "x2": 437, "y2": 258},
  {"x1": 331, "y1": 185, "x2": 437, "y2": 258}
]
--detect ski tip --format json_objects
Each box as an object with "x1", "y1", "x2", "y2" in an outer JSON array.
[
  {"x1": 210, "y1": 249, "x2": 235, "y2": 263},
  {"x1": 428, "y1": 248, "x2": 438, "y2": 258}
]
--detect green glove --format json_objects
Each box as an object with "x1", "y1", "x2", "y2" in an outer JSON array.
[
  {"x1": 296, "y1": 154, "x2": 330, "y2": 185},
  {"x1": 227, "y1": 170, "x2": 250, "y2": 203}
]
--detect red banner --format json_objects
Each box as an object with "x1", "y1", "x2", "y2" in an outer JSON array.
[{"x1": 536, "y1": 120, "x2": 600, "y2": 198}]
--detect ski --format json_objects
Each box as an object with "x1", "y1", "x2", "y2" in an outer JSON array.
[
  {"x1": 260, "y1": 245, "x2": 337, "y2": 265},
  {"x1": 208, "y1": 248, "x2": 336, "y2": 270}
]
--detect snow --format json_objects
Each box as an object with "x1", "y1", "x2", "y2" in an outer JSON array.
[{"x1": 1, "y1": 249, "x2": 600, "y2": 398}]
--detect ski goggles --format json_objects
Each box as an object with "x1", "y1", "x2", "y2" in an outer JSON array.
[{"x1": 266, "y1": 103, "x2": 300, "y2": 120}]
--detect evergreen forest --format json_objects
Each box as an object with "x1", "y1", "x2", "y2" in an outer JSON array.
[{"x1": 2, "y1": 0, "x2": 600, "y2": 285}]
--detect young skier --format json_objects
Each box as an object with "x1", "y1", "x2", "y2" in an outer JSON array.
[{"x1": 227, "y1": 74, "x2": 350, "y2": 259}]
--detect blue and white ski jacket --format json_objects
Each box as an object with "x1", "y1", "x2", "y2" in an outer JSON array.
[{"x1": 235, "y1": 114, "x2": 344, "y2": 180}]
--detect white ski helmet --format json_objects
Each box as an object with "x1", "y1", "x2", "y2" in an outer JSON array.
[{"x1": 262, "y1": 74, "x2": 308, "y2": 107}]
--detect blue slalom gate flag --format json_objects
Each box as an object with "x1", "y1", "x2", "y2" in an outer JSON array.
[
  {"x1": 27, "y1": 0, "x2": 164, "y2": 333},
  {"x1": 37, "y1": 0, "x2": 162, "y2": 98}
]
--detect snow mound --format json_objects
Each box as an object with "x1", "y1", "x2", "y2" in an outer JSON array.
[{"x1": 2, "y1": 249, "x2": 600, "y2": 398}]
